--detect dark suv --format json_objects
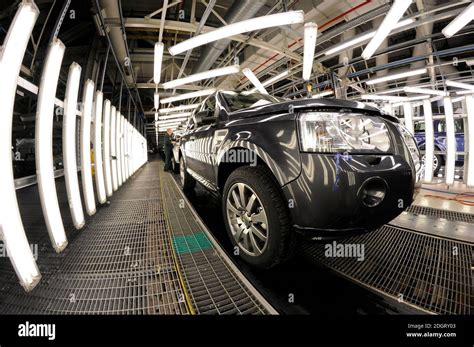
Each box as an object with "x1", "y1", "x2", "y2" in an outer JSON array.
[{"x1": 176, "y1": 91, "x2": 422, "y2": 268}]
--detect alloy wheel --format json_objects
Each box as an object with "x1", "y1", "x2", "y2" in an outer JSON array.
[{"x1": 226, "y1": 182, "x2": 269, "y2": 257}]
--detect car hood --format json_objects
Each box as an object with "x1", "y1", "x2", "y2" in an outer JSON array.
[{"x1": 227, "y1": 98, "x2": 399, "y2": 123}]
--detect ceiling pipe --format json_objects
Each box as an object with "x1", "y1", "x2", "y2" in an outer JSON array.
[{"x1": 191, "y1": 0, "x2": 267, "y2": 73}]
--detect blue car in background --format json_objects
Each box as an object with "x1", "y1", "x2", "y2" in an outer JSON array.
[{"x1": 414, "y1": 119, "x2": 465, "y2": 175}]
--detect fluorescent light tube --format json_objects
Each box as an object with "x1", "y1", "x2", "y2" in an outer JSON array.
[
  {"x1": 325, "y1": 18, "x2": 414, "y2": 56},
  {"x1": 442, "y1": 3, "x2": 474, "y2": 38},
  {"x1": 154, "y1": 42, "x2": 164, "y2": 84},
  {"x1": 35, "y1": 38, "x2": 68, "y2": 252},
  {"x1": 361, "y1": 94, "x2": 407, "y2": 102},
  {"x1": 93, "y1": 91, "x2": 106, "y2": 204},
  {"x1": 102, "y1": 99, "x2": 113, "y2": 197},
  {"x1": 248, "y1": 71, "x2": 289, "y2": 93},
  {"x1": 366, "y1": 68, "x2": 426, "y2": 85},
  {"x1": 156, "y1": 117, "x2": 188, "y2": 125},
  {"x1": 404, "y1": 86, "x2": 447, "y2": 96},
  {"x1": 80, "y1": 80, "x2": 97, "y2": 216},
  {"x1": 0, "y1": 0, "x2": 41, "y2": 290},
  {"x1": 444, "y1": 97, "x2": 456, "y2": 185},
  {"x1": 312, "y1": 90, "x2": 334, "y2": 98},
  {"x1": 120, "y1": 115, "x2": 126, "y2": 183},
  {"x1": 362, "y1": 0, "x2": 412, "y2": 60},
  {"x1": 446, "y1": 79, "x2": 474, "y2": 91},
  {"x1": 169, "y1": 11, "x2": 305, "y2": 55},
  {"x1": 159, "y1": 112, "x2": 193, "y2": 120},
  {"x1": 116, "y1": 111, "x2": 123, "y2": 187},
  {"x1": 242, "y1": 68, "x2": 268, "y2": 94},
  {"x1": 110, "y1": 106, "x2": 118, "y2": 191},
  {"x1": 161, "y1": 88, "x2": 216, "y2": 103},
  {"x1": 303, "y1": 22, "x2": 318, "y2": 81},
  {"x1": 154, "y1": 92, "x2": 159, "y2": 109},
  {"x1": 159, "y1": 104, "x2": 200, "y2": 114},
  {"x1": 63, "y1": 62, "x2": 85, "y2": 229},
  {"x1": 465, "y1": 95, "x2": 474, "y2": 187},
  {"x1": 162, "y1": 65, "x2": 240, "y2": 89},
  {"x1": 456, "y1": 90, "x2": 474, "y2": 96},
  {"x1": 126, "y1": 120, "x2": 131, "y2": 180},
  {"x1": 422, "y1": 99, "x2": 434, "y2": 183}
]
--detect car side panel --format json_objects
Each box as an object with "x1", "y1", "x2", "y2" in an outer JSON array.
[{"x1": 215, "y1": 112, "x2": 302, "y2": 188}]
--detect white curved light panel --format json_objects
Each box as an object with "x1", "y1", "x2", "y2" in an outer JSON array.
[
  {"x1": 0, "y1": 1, "x2": 41, "y2": 291},
  {"x1": 63, "y1": 62, "x2": 85, "y2": 229},
  {"x1": 102, "y1": 99, "x2": 113, "y2": 197},
  {"x1": 110, "y1": 106, "x2": 118, "y2": 191},
  {"x1": 80, "y1": 80, "x2": 97, "y2": 216},
  {"x1": 94, "y1": 91, "x2": 106, "y2": 204},
  {"x1": 35, "y1": 38, "x2": 68, "y2": 253}
]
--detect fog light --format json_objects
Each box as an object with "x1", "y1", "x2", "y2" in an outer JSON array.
[{"x1": 359, "y1": 177, "x2": 387, "y2": 207}]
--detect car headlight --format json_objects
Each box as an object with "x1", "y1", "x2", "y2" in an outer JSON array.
[{"x1": 298, "y1": 112, "x2": 391, "y2": 153}]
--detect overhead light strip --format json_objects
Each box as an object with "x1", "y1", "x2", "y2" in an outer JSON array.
[
  {"x1": 366, "y1": 68, "x2": 427, "y2": 85},
  {"x1": 302, "y1": 22, "x2": 318, "y2": 81},
  {"x1": 325, "y1": 18, "x2": 414, "y2": 56},
  {"x1": 404, "y1": 86, "x2": 447, "y2": 96},
  {"x1": 446, "y1": 79, "x2": 474, "y2": 91},
  {"x1": 162, "y1": 65, "x2": 240, "y2": 89},
  {"x1": 161, "y1": 88, "x2": 216, "y2": 103},
  {"x1": 242, "y1": 68, "x2": 268, "y2": 94},
  {"x1": 168, "y1": 11, "x2": 305, "y2": 55},
  {"x1": 442, "y1": 2, "x2": 474, "y2": 38},
  {"x1": 154, "y1": 42, "x2": 164, "y2": 84},
  {"x1": 159, "y1": 103, "x2": 200, "y2": 114},
  {"x1": 362, "y1": 0, "x2": 412, "y2": 60}
]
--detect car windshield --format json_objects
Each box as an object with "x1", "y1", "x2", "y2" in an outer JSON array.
[{"x1": 221, "y1": 91, "x2": 285, "y2": 112}]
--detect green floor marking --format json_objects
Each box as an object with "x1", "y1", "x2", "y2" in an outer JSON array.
[{"x1": 172, "y1": 232, "x2": 213, "y2": 254}]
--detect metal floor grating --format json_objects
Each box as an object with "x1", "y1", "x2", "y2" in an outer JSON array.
[
  {"x1": 302, "y1": 225, "x2": 473, "y2": 315},
  {"x1": 0, "y1": 164, "x2": 187, "y2": 314},
  {"x1": 406, "y1": 205, "x2": 474, "y2": 224},
  {"x1": 159, "y1": 164, "x2": 277, "y2": 315},
  {"x1": 0, "y1": 160, "x2": 275, "y2": 315}
]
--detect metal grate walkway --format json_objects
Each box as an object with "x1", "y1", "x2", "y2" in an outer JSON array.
[
  {"x1": 0, "y1": 160, "x2": 276, "y2": 314},
  {"x1": 302, "y1": 223, "x2": 473, "y2": 315},
  {"x1": 159, "y1": 169, "x2": 275, "y2": 314},
  {"x1": 406, "y1": 205, "x2": 474, "y2": 224}
]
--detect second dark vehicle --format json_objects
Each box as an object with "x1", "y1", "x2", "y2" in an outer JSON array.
[{"x1": 175, "y1": 91, "x2": 423, "y2": 268}]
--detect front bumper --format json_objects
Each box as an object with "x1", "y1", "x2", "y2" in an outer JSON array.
[{"x1": 282, "y1": 153, "x2": 416, "y2": 237}]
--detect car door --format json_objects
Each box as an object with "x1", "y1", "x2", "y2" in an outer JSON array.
[{"x1": 185, "y1": 95, "x2": 219, "y2": 190}]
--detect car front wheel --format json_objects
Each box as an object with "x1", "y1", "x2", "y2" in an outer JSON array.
[{"x1": 222, "y1": 165, "x2": 295, "y2": 269}]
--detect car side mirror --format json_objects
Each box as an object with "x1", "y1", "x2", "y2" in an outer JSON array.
[{"x1": 195, "y1": 110, "x2": 215, "y2": 126}]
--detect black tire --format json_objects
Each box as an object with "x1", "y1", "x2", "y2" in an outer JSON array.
[
  {"x1": 222, "y1": 165, "x2": 295, "y2": 269},
  {"x1": 171, "y1": 156, "x2": 180, "y2": 174},
  {"x1": 179, "y1": 156, "x2": 196, "y2": 191},
  {"x1": 422, "y1": 153, "x2": 442, "y2": 175}
]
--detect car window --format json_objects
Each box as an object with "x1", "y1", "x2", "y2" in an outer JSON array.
[
  {"x1": 434, "y1": 119, "x2": 464, "y2": 133},
  {"x1": 221, "y1": 91, "x2": 284, "y2": 112},
  {"x1": 414, "y1": 121, "x2": 425, "y2": 132}
]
